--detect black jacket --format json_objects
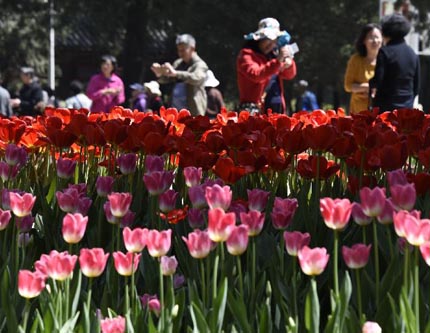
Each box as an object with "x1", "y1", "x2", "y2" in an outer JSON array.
[
  {"x1": 18, "y1": 81, "x2": 44, "y2": 116},
  {"x1": 370, "y1": 38, "x2": 420, "y2": 112}
]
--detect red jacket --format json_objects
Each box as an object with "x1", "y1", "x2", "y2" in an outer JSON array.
[{"x1": 236, "y1": 47, "x2": 296, "y2": 111}]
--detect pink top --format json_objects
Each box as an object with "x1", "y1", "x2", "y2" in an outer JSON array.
[{"x1": 86, "y1": 73, "x2": 125, "y2": 113}]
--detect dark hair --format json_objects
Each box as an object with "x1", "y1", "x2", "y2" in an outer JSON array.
[
  {"x1": 355, "y1": 23, "x2": 381, "y2": 57},
  {"x1": 70, "y1": 80, "x2": 84, "y2": 94},
  {"x1": 381, "y1": 14, "x2": 411, "y2": 40},
  {"x1": 100, "y1": 55, "x2": 117, "y2": 73}
]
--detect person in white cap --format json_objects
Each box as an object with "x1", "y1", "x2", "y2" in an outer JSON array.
[
  {"x1": 204, "y1": 70, "x2": 224, "y2": 117},
  {"x1": 143, "y1": 80, "x2": 163, "y2": 113},
  {"x1": 151, "y1": 33, "x2": 208, "y2": 116},
  {"x1": 236, "y1": 18, "x2": 297, "y2": 114}
]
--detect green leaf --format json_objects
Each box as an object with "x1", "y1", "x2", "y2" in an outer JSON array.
[
  {"x1": 59, "y1": 312, "x2": 80, "y2": 333},
  {"x1": 172, "y1": 288, "x2": 186, "y2": 333},
  {"x1": 258, "y1": 294, "x2": 272, "y2": 333},
  {"x1": 45, "y1": 176, "x2": 57, "y2": 205},
  {"x1": 305, "y1": 278, "x2": 319, "y2": 333},
  {"x1": 125, "y1": 312, "x2": 135, "y2": 333},
  {"x1": 210, "y1": 277, "x2": 228, "y2": 333},
  {"x1": 1, "y1": 266, "x2": 18, "y2": 332},
  {"x1": 190, "y1": 302, "x2": 210, "y2": 333},
  {"x1": 71, "y1": 271, "x2": 82, "y2": 316},
  {"x1": 227, "y1": 291, "x2": 251, "y2": 332},
  {"x1": 399, "y1": 287, "x2": 415, "y2": 333}
]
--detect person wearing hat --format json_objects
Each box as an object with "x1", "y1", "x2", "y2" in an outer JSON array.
[
  {"x1": 128, "y1": 83, "x2": 147, "y2": 112},
  {"x1": 151, "y1": 34, "x2": 208, "y2": 116},
  {"x1": 10, "y1": 67, "x2": 44, "y2": 116},
  {"x1": 86, "y1": 55, "x2": 125, "y2": 113},
  {"x1": 236, "y1": 18, "x2": 297, "y2": 115},
  {"x1": 204, "y1": 70, "x2": 224, "y2": 117},
  {"x1": 369, "y1": 14, "x2": 420, "y2": 112},
  {"x1": 143, "y1": 81, "x2": 163, "y2": 113}
]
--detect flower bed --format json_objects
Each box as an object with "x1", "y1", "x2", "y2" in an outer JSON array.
[{"x1": 0, "y1": 106, "x2": 429, "y2": 332}]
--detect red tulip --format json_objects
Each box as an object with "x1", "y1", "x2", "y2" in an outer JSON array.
[
  {"x1": 62, "y1": 213, "x2": 88, "y2": 244},
  {"x1": 226, "y1": 225, "x2": 249, "y2": 255},
  {"x1": 205, "y1": 184, "x2": 232, "y2": 211},
  {"x1": 320, "y1": 197, "x2": 352, "y2": 230},
  {"x1": 123, "y1": 227, "x2": 148, "y2": 253},
  {"x1": 182, "y1": 229, "x2": 212, "y2": 259},
  {"x1": 342, "y1": 244, "x2": 372, "y2": 269},
  {"x1": 108, "y1": 192, "x2": 132, "y2": 218},
  {"x1": 8, "y1": 192, "x2": 36, "y2": 217},
  {"x1": 208, "y1": 208, "x2": 235, "y2": 242},
  {"x1": 100, "y1": 316, "x2": 126, "y2": 333},
  {"x1": 146, "y1": 229, "x2": 172, "y2": 258},
  {"x1": 240, "y1": 210, "x2": 265, "y2": 236},
  {"x1": 18, "y1": 270, "x2": 46, "y2": 299},
  {"x1": 283, "y1": 231, "x2": 311, "y2": 256},
  {"x1": 79, "y1": 248, "x2": 109, "y2": 278},
  {"x1": 359, "y1": 187, "x2": 386, "y2": 217},
  {"x1": 298, "y1": 246, "x2": 330, "y2": 276},
  {"x1": 112, "y1": 251, "x2": 142, "y2": 276}
]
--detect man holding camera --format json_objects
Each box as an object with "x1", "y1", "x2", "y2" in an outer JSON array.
[
  {"x1": 151, "y1": 34, "x2": 208, "y2": 116},
  {"x1": 236, "y1": 17, "x2": 297, "y2": 115}
]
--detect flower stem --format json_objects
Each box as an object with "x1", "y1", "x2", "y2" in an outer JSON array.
[
  {"x1": 236, "y1": 256, "x2": 244, "y2": 298},
  {"x1": 159, "y1": 261, "x2": 165, "y2": 331},
  {"x1": 22, "y1": 299, "x2": 30, "y2": 332},
  {"x1": 333, "y1": 230, "x2": 339, "y2": 298},
  {"x1": 213, "y1": 248, "x2": 220, "y2": 302},
  {"x1": 200, "y1": 259, "x2": 207, "y2": 307},
  {"x1": 355, "y1": 269, "x2": 363, "y2": 325},
  {"x1": 372, "y1": 221, "x2": 380, "y2": 306},
  {"x1": 414, "y1": 246, "x2": 420, "y2": 333},
  {"x1": 403, "y1": 243, "x2": 409, "y2": 290},
  {"x1": 280, "y1": 233, "x2": 285, "y2": 277},
  {"x1": 131, "y1": 253, "x2": 135, "y2": 314},
  {"x1": 84, "y1": 278, "x2": 93, "y2": 333},
  {"x1": 292, "y1": 257, "x2": 298, "y2": 333},
  {"x1": 362, "y1": 225, "x2": 367, "y2": 244}
]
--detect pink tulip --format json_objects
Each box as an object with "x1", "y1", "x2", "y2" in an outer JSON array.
[
  {"x1": 320, "y1": 197, "x2": 352, "y2": 230},
  {"x1": 240, "y1": 210, "x2": 265, "y2": 236},
  {"x1": 208, "y1": 208, "x2": 235, "y2": 242},
  {"x1": 359, "y1": 187, "x2": 386, "y2": 217},
  {"x1": 205, "y1": 184, "x2": 232, "y2": 211},
  {"x1": 270, "y1": 197, "x2": 298, "y2": 230},
  {"x1": 390, "y1": 183, "x2": 416, "y2": 211},
  {"x1": 148, "y1": 298, "x2": 161, "y2": 316},
  {"x1": 62, "y1": 213, "x2": 88, "y2": 244},
  {"x1": 183, "y1": 166, "x2": 203, "y2": 187},
  {"x1": 247, "y1": 188, "x2": 270, "y2": 212},
  {"x1": 420, "y1": 243, "x2": 430, "y2": 266},
  {"x1": 159, "y1": 189, "x2": 178, "y2": 213},
  {"x1": 298, "y1": 246, "x2": 330, "y2": 276},
  {"x1": 100, "y1": 316, "x2": 126, "y2": 333},
  {"x1": 404, "y1": 216, "x2": 430, "y2": 246},
  {"x1": 56, "y1": 188, "x2": 80, "y2": 213},
  {"x1": 182, "y1": 229, "x2": 212, "y2": 259},
  {"x1": 143, "y1": 171, "x2": 175, "y2": 196},
  {"x1": 117, "y1": 153, "x2": 137, "y2": 175},
  {"x1": 56, "y1": 158, "x2": 77, "y2": 179},
  {"x1": 226, "y1": 225, "x2": 249, "y2": 255},
  {"x1": 123, "y1": 227, "x2": 148, "y2": 253},
  {"x1": 342, "y1": 244, "x2": 372, "y2": 269},
  {"x1": 5, "y1": 143, "x2": 27, "y2": 167},
  {"x1": 96, "y1": 176, "x2": 115, "y2": 197},
  {"x1": 15, "y1": 215, "x2": 33, "y2": 232},
  {"x1": 146, "y1": 229, "x2": 172, "y2": 258},
  {"x1": 351, "y1": 203, "x2": 372, "y2": 226},
  {"x1": 387, "y1": 168, "x2": 408, "y2": 187},
  {"x1": 18, "y1": 270, "x2": 46, "y2": 299},
  {"x1": 112, "y1": 251, "x2": 142, "y2": 276},
  {"x1": 144, "y1": 155, "x2": 165, "y2": 174},
  {"x1": 188, "y1": 185, "x2": 208, "y2": 209},
  {"x1": 79, "y1": 248, "x2": 110, "y2": 278},
  {"x1": 283, "y1": 231, "x2": 311, "y2": 256},
  {"x1": 108, "y1": 192, "x2": 132, "y2": 218},
  {"x1": 9, "y1": 192, "x2": 36, "y2": 217},
  {"x1": 160, "y1": 255, "x2": 178, "y2": 276},
  {"x1": 187, "y1": 208, "x2": 205, "y2": 229},
  {"x1": 103, "y1": 202, "x2": 119, "y2": 224},
  {"x1": 0, "y1": 208, "x2": 12, "y2": 231},
  {"x1": 44, "y1": 250, "x2": 78, "y2": 281},
  {"x1": 362, "y1": 321, "x2": 382, "y2": 333},
  {"x1": 0, "y1": 162, "x2": 18, "y2": 182},
  {"x1": 376, "y1": 199, "x2": 395, "y2": 225}
]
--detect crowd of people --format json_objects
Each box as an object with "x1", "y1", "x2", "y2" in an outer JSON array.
[{"x1": 0, "y1": 10, "x2": 421, "y2": 118}]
